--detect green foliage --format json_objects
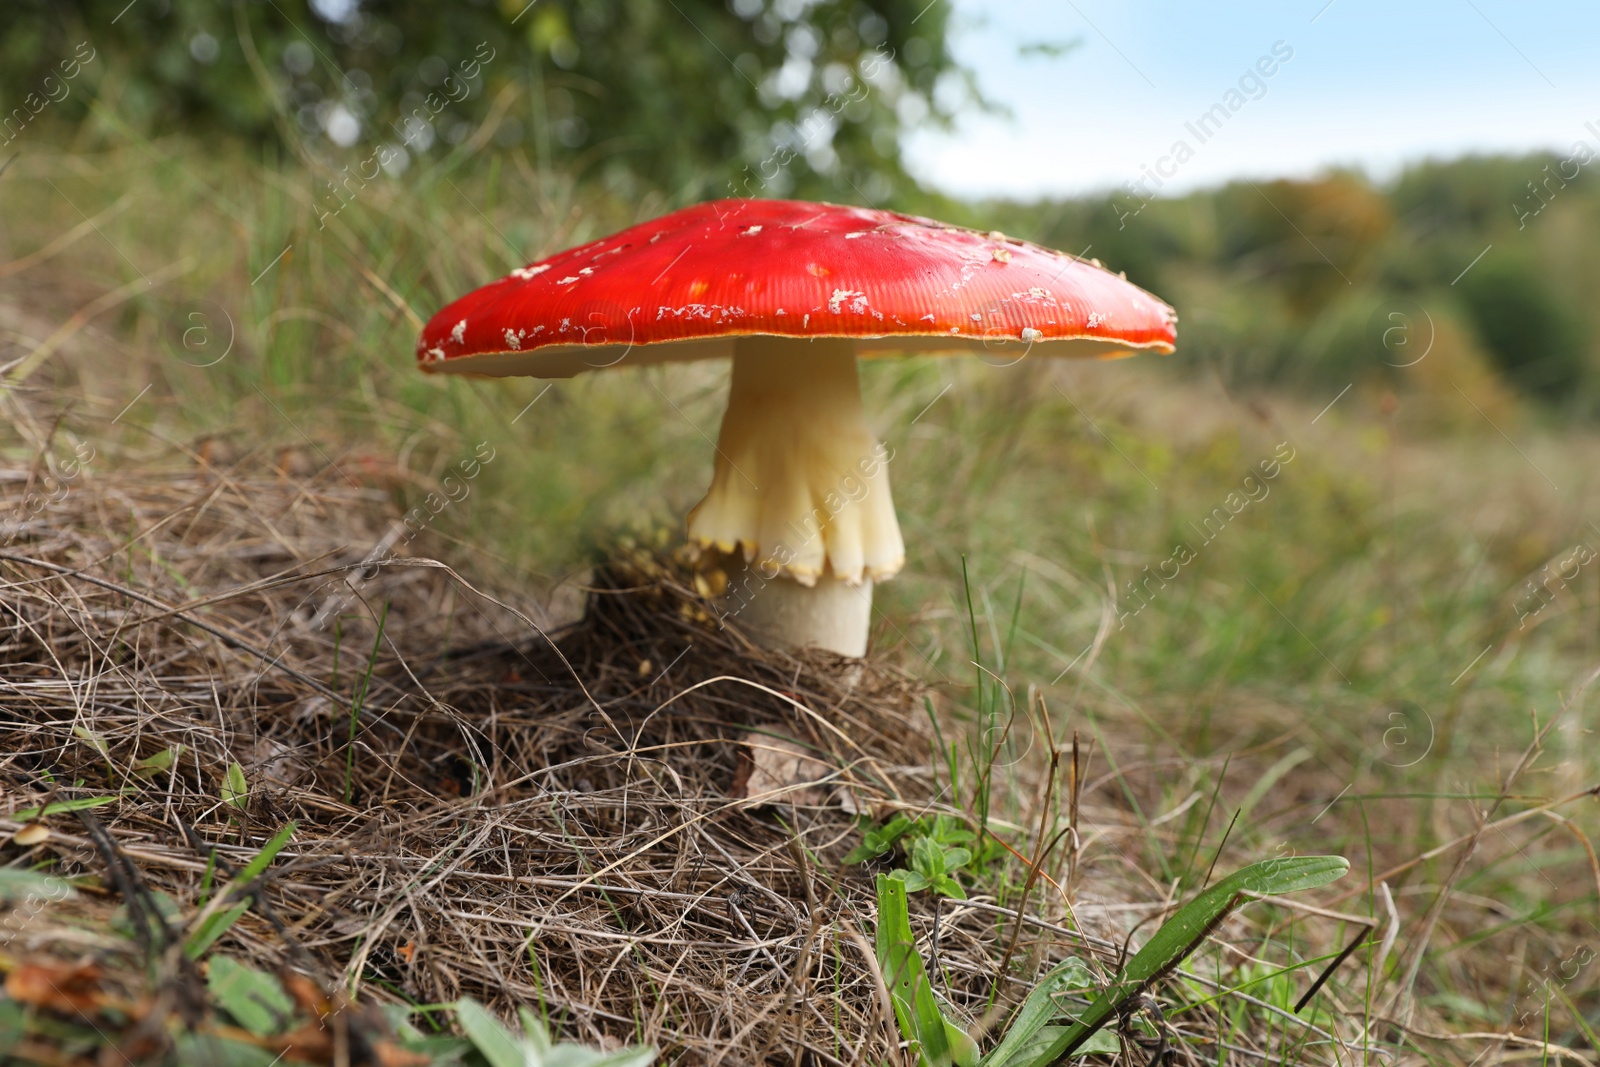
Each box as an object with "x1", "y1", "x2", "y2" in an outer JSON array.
[
  {"x1": 1456, "y1": 253, "x2": 1589, "y2": 402},
  {"x1": 183, "y1": 899, "x2": 252, "y2": 960},
  {"x1": 892, "y1": 834, "x2": 972, "y2": 898},
  {"x1": 873, "y1": 857, "x2": 1347, "y2": 1067},
  {"x1": 5, "y1": 0, "x2": 962, "y2": 202},
  {"x1": 71, "y1": 724, "x2": 110, "y2": 759},
  {"x1": 1391, "y1": 155, "x2": 1541, "y2": 232},
  {"x1": 131, "y1": 744, "x2": 183, "y2": 778},
  {"x1": 231, "y1": 821, "x2": 300, "y2": 886},
  {"x1": 111, "y1": 889, "x2": 182, "y2": 941},
  {"x1": 170, "y1": 1032, "x2": 288, "y2": 1067},
  {"x1": 847, "y1": 813, "x2": 988, "y2": 899},
  {"x1": 978, "y1": 958, "x2": 1117, "y2": 1067},
  {"x1": 0, "y1": 868, "x2": 75, "y2": 905},
  {"x1": 0, "y1": 1000, "x2": 25, "y2": 1058},
  {"x1": 452, "y1": 998, "x2": 656, "y2": 1067},
  {"x1": 184, "y1": 822, "x2": 298, "y2": 959},
  {"x1": 1044, "y1": 856, "x2": 1348, "y2": 1058},
  {"x1": 207, "y1": 955, "x2": 294, "y2": 1038},
  {"x1": 980, "y1": 157, "x2": 1600, "y2": 411},
  {"x1": 875, "y1": 875, "x2": 979, "y2": 1067},
  {"x1": 845, "y1": 813, "x2": 920, "y2": 863},
  {"x1": 221, "y1": 762, "x2": 249, "y2": 811},
  {"x1": 8, "y1": 795, "x2": 116, "y2": 822}
]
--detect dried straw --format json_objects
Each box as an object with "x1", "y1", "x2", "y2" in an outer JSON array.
[{"x1": 0, "y1": 452, "x2": 1394, "y2": 1066}]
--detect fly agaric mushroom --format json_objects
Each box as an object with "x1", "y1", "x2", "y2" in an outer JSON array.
[{"x1": 417, "y1": 199, "x2": 1175, "y2": 657}]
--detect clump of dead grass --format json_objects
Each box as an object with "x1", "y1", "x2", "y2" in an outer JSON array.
[{"x1": 0, "y1": 446, "x2": 943, "y2": 1062}]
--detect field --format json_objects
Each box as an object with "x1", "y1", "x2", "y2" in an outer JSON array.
[{"x1": 1, "y1": 136, "x2": 1598, "y2": 1064}]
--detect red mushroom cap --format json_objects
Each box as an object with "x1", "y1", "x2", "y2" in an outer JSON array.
[{"x1": 417, "y1": 198, "x2": 1177, "y2": 378}]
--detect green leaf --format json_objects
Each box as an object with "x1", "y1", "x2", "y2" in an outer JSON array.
[
  {"x1": 233, "y1": 822, "x2": 297, "y2": 886},
  {"x1": 222, "y1": 762, "x2": 248, "y2": 810},
  {"x1": 184, "y1": 824, "x2": 297, "y2": 960},
  {"x1": 185, "y1": 900, "x2": 250, "y2": 960},
  {"x1": 942, "y1": 847, "x2": 972, "y2": 871},
  {"x1": 72, "y1": 725, "x2": 110, "y2": 758},
  {"x1": 574, "y1": 1040, "x2": 658, "y2": 1066},
  {"x1": 516, "y1": 1007, "x2": 553, "y2": 1055},
  {"x1": 932, "y1": 875, "x2": 966, "y2": 901},
  {"x1": 843, "y1": 842, "x2": 883, "y2": 865},
  {"x1": 889, "y1": 868, "x2": 931, "y2": 893},
  {"x1": 990, "y1": 1025, "x2": 1118, "y2": 1066},
  {"x1": 1042, "y1": 856, "x2": 1348, "y2": 1060},
  {"x1": 0, "y1": 992, "x2": 25, "y2": 1053},
  {"x1": 132, "y1": 745, "x2": 183, "y2": 778},
  {"x1": 930, "y1": 817, "x2": 974, "y2": 846},
  {"x1": 9, "y1": 795, "x2": 116, "y2": 821},
  {"x1": 456, "y1": 998, "x2": 525, "y2": 1067},
  {"x1": 454, "y1": 998, "x2": 656, "y2": 1067},
  {"x1": 847, "y1": 815, "x2": 916, "y2": 864},
  {"x1": 913, "y1": 837, "x2": 946, "y2": 878},
  {"x1": 208, "y1": 955, "x2": 293, "y2": 1037},
  {"x1": 875, "y1": 874, "x2": 977, "y2": 1067},
  {"x1": 979, "y1": 958, "x2": 1096, "y2": 1067},
  {"x1": 0, "y1": 867, "x2": 75, "y2": 905},
  {"x1": 172, "y1": 1033, "x2": 286, "y2": 1067},
  {"x1": 379, "y1": 1002, "x2": 429, "y2": 1044},
  {"x1": 1075, "y1": 1030, "x2": 1121, "y2": 1055},
  {"x1": 112, "y1": 890, "x2": 181, "y2": 940},
  {"x1": 876, "y1": 814, "x2": 914, "y2": 842}
]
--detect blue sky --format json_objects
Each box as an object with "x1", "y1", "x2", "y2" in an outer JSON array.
[{"x1": 903, "y1": 0, "x2": 1600, "y2": 199}]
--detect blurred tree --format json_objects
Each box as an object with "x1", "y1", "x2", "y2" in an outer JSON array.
[
  {"x1": 1455, "y1": 254, "x2": 1589, "y2": 405},
  {"x1": 3, "y1": 0, "x2": 965, "y2": 202},
  {"x1": 1392, "y1": 155, "x2": 1549, "y2": 236},
  {"x1": 1211, "y1": 175, "x2": 1391, "y2": 316}
]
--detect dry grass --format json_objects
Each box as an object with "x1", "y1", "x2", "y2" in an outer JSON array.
[
  {"x1": 0, "y1": 440, "x2": 922, "y2": 1061},
  {"x1": 0, "y1": 426, "x2": 1404, "y2": 1066}
]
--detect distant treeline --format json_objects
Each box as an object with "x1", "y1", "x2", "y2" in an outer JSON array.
[{"x1": 967, "y1": 154, "x2": 1600, "y2": 416}]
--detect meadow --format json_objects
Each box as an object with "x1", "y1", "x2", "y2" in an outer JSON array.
[{"x1": 2, "y1": 131, "x2": 1598, "y2": 1064}]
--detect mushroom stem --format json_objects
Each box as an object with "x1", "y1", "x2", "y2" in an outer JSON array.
[
  {"x1": 718, "y1": 562, "x2": 875, "y2": 658},
  {"x1": 688, "y1": 336, "x2": 904, "y2": 656}
]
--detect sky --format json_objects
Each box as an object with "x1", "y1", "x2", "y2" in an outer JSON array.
[{"x1": 903, "y1": 0, "x2": 1600, "y2": 200}]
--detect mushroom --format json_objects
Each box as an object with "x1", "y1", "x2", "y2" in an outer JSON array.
[{"x1": 417, "y1": 199, "x2": 1176, "y2": 656}]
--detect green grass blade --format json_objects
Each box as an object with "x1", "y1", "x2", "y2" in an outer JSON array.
[
  {"x1": 345, "y1": 600, "x2": 389, "y2": 803},
  {"x1": 9, "y1": 796, "x2": 116, "y2": 821},
  {"x1": 990, "y1": 1026, "x2": 1118, "y2": 1066},
  {"x1": 182, "y1": 823, "x2": 298, "y2": 960},
  {"x1": 184, "y1": 900, "x2": 251, "y2": 960},
  {"x1": 978, "y1": 957, "x2": 1095, "y2": 1067},
  {"x1": 876, "y1": 874, "x2": 977, "y2": 1067},
  {"x1": 198, "y1": 848, "x2": 217, "y2": 907},
  {"x1": 222, "y1": 762, "x2": 248, "y2": 810},
  {"x1": 1044, "y1": 856, "x2": 1348, "y2": 1059},
  {"x1": 233, "y1": 821, "x2": 297, "y2": 887},
  {"x1": 454, "y1": 997, "x2": 524, "y2": 1067}
]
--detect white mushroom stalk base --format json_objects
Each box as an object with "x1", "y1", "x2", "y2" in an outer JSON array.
[
  {"x1": 719, "y1": 561, "x2": 875, "y2": 657},
  {"x1": 688, "y1": 336, "x2": 904, "y2": 656}
]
